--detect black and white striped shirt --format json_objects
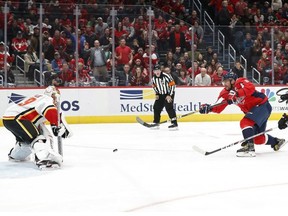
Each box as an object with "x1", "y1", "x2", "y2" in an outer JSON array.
[{"x1": 152, "y1": 72, "x2": 176, "y2": 96}]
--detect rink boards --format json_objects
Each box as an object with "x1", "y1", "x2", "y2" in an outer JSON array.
[{"x1": 0, "y1": 86, "x2": 286, "y2": 125}]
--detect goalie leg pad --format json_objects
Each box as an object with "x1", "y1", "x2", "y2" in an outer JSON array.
[
  {"x1": 31, "y1": 135, "x2": 63, "y2": 166},
  {"x1": 8, "y1": 142, "x2": 32, "y2": 161},
  {"x1": 37, "y1": 123, "x2": 54, "y2": 147}
]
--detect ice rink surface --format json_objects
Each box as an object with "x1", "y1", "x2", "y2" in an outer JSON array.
[{"x1": 1, "y1": 121, "x2": 288, "y2": 216}]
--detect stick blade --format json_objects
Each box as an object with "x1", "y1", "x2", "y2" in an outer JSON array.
[
  {"x1": 136, "y1": 116, "x2": 157, "y2": 128},
  {"x1": 192, "y1": 145, "x2": 207, "y2": 155}
]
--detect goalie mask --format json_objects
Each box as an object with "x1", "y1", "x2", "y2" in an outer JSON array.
[{"x1": 44, "y1": 86, "x2": 60, "y2": 105}]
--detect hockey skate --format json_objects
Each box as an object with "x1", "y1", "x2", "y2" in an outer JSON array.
[
  {"x1": 168, "y1": 123, "x2": 178, "y2": 131},
  {"x1": 236, "y1": 141, "x2": 256, "y2": 157},
  {"x1": 35, "y1": 156, "x2": 61, "y2": 170},
  {"x1": 150, "y1": 123, "x2": 160, "y2": 130},
  {"x1": 272, "y1": 138, "x2": 286, "y2": 151}
]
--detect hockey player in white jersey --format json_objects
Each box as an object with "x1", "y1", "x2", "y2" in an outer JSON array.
[{"x1": 2, "y1": 86, "x2": 72, "y2": 169}]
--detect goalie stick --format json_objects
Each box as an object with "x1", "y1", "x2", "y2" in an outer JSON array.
[
  {"x1": 136, "y1": 101, "x2": 226, "y2": 128},
  {"x1": 57, "y1": 96, "x2": 63, "y2": 156},
  {"x1": 192, "y1": 127, "x2": 277, "y2": 156}
]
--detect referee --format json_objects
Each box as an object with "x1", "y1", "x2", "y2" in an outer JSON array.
[{"x1": 152, "y1": 64, "x2": 178, "y2": 130}]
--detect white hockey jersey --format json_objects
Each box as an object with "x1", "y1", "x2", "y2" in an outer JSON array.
[{"x1": 3, "y1": 94, "x2": 59, "y2": 126}]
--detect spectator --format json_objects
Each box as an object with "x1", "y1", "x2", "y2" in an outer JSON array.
[
  {"x1": 11, "y1": 30, "x2": 28, "y2": 56},
  {"x1": 178, "y1": 69, "x2": 192, "y2": 86},
  {"x1": 231, "y1": 61, "x2": 244, "y2": 78},
  {"x1": 204, "y1": 46, "x2": 215, "y2": 63},
  {"x1": 193, "y1": 21, "x2": 204, "y2": 45},
  {"x1": 0, "y1": 63, "x2": 15, "y2": 84},
  {"x1": 211, "y1": 66, "x2": 224, "y2": 86},
  {"x1": 133, "y1": 47, "x2": 145, "y2": 65},
  {"x1": 216, "y1": 0, "x2": 231, "y2": 45},
  {"x1": 117, "y1": 64, "x2": 132, "y2": 86},
  {"x1": 196, "y1": 53, "x2": 207, "y2": 68},
  {"x1": 0, "y1": 42, "x2": 14, "y2": 71},
  {"x1": 183, "y1": 52, "x2": 192, "y2": 69},
  {"x1": 274, "y1": 63, "x2": 285, "y2": 84},
  {"x1": 58, "y1": 62, "x2": 75, "y2": 86},
  {"x1": 188, "y1": 61, "x2": 201, "y2": 78},
  {"x1": 257, "y1": 52, "x2": 270, "y2": 74},
  {"x1": 95, "y1": 17, "x2": 108, "y2": 39},
  {"x1": 142, "y1": 45, "x2": 159, "y2": 69},
  {"x1": 51, "y1": 30, "x2": 67, "y2": 53},
  {"x1": 24, "y1": 45, "x2": 39, "y2": 80},
  {"x1": 272, "y1": 0, "x2": 283, "y2": 12},
  {"x1": 163, "y1": 51, "x2": 176, "y2": 69},
  {"x1": 242, "y1": 32, "x2": 254, "y2": 56},
  {"x1": 114, "y1": 21, "x2": 128, "y2": 42},
  {"x1": 130, "y1": 66, "x2": 149, "y2": 86},
  {"x1": 115, "y1": 38, "x2": 133, "y2": 70},
  {"x1": 154, "y1": 15, "x2": 169, "y2": 51},
  {"x1": 69, "y1": 52, "x2": 85, "y2": 72},
  {"x1": 132, "y1": 58, "x2": 146, "y2": 73},
  {"x1": 190, "y1": 10, "x2": 200, "y2": 25},
  {"x1": 274, "y1": 49, "x2": 283, "y2": 66},
  {"x1": 99, "y1": 28, "x2": 111, "y2": 46},
  {"x1": 90, "y1": 40, "x2": 109, "y2": 82},
  {"x1": 195, "y1": 67, "x2": 211, "y2": 86},
  {"x1": 169, "y1": 24, "x2": 186, "y2": 53},
  {"x1": 82, "y1": 24, "x2": 97, "y2": 49},
  {"x1": 249, "y1": 40, "x2": 263, "y2": 68},
  {"x1": 163, "y1": 66, "x2": 179, "y2": 85},
  {"x1": 173, "y1": 47, "x2": 182, "y2": 63},
  {"x1": 254, "y1": 9, "x2": 265, "y2": 25},
  {"x1": 51, "y1": 51, "x2": 66, "y2": 74},
  {"x1": 30, "y1": 25, "x2": 40, "y2": 53},
  {"x1": 78, "y1": 62, "x2": 92, "y2": 85},
  {"x1": 234, "y1": 0, "x2": 248, "y2": 17},
  {"x1": 122, "y1": 17, "x2": 135, "y2": 43},
  {"x1": 133, "y1": 15, "x2": 148, "y2": 38}
]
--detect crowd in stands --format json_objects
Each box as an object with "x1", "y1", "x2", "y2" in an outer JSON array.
[
  {"x1": 1, "y1": 0, "x2": 288, "y2": 87},
  {"x1": 209, "y1": 0, "x2": 288, "y2": 84}
]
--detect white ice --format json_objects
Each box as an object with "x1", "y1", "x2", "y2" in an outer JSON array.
[{"x1": 1, "y1": 121, "x2": 288, "y2": 216}]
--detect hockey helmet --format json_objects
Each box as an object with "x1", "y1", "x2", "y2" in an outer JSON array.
[
  {"x1": 223, "y1": 71, "x2": 238, "y2": 81},
  {"x1": 44, "y1": 86, "x2": 60, "y2": 97},
  {"x1": 153, "y1": 64, "x2": 161, "y2": 71}
]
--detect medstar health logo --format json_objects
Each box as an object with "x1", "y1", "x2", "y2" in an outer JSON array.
[
  {"x1": 261, "y1": 88, "x2": 276, "y2": 102},
  {"x1": 120, "y1": 90, "x2": 154, "y2": 100}
]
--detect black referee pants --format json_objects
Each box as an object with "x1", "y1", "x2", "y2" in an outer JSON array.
[
  {"x1": 3, "y1": 119, "x2": 40, "y2": 144},
  {"x1": 153, "y1": 94, "x2": 177, "y2": 124}
]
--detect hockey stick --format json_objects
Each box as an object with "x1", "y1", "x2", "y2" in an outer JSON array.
[
  {"x1": 136, "y1": 101, "x2": 226, "y2": 128},
  {"x1": 57, "y1": 97, "x2": 63, "y2": 156},
  {"x1": 193, "y1": 127, "x2": 277, "y2": 156}
]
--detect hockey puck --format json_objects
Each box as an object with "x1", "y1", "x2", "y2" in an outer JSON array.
[{"x1": 113, "y1": 149, "x2": 118, "y2": 152}]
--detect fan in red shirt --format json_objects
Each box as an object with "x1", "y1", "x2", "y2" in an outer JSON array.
[
  {"x1": 115, "y1": 38, "x2": 133, "y2": 68},
  {"x1": 77, "y1": 62, "x2": 91, "y2": 83},
  {"x1": 52, "y1": 30, "x2": 67, "y2": 52},
  {"x1": 11, "y1": 31, "x2": 28, "y2": 54},
  {"x1": 0, "y1": 42, "x2": 14, "y2": 70},
  {"x1": 58, "y1": 63, "x2": 75, "y2": 86}
]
